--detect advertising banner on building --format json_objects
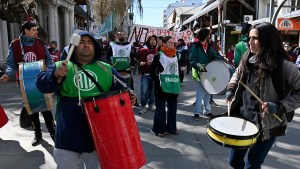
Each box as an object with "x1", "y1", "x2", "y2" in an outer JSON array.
[
  {"x1": 129, "y1": 24, "x2": 194, "y2": 44},
  {"x1": 278, "y1": 18, "x2": 300, "y2": 30}
]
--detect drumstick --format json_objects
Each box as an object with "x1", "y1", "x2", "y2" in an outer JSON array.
[
  {"x1": 239, "y1": 81, "x2": 283, "y2": 123},
  {"x1": 57, "y1": 34, "x2": 81, "y2": 83},
  {"x1": 65, "y1": 33, "x2": 81, "y2": 61},
  {"x1": 197, "y1": 63, "x2": 206, "y2": 72},
  {"x1": 227, "y1": 102, "x2": 230, "y2": 117}
]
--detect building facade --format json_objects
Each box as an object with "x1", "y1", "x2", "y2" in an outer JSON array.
[{"x1": 0, "y1": 0, "x2": 80, "y2": 65}]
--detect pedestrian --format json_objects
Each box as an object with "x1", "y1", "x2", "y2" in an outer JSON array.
[
  {"x1": 48, "y1": 41, "x2": 61, "y2": 63},
  {"x1": 139, "y1": 35, "x2": 157, "y2": 114},
  {"x1": 225, "y1": 44, "x2": 235, "y2": 65},
  {"x1": 225, "y1": 22, "x2": 300, "y2": 168},
  {"x1": 107, "y1": 31, "x2": 140, "y2": 107},
  {"x1": 176, "y1": 38, "x2": 188, "y2": 86},
  {"x1": 283, "y1": 42, "x2": 297, "y2": 63},
  {"x1": 0, "y1": 21, "x2": 55, "y2": 146},
  {"x1": 150, "y1": 36, "x2": 180, "y2": 137},
  {"x1": 157, "y1": 36, "x2": 164, "y2": 51},
  {"x1": 36, "y1": 31, "x2": 137, "y2": 169},
  {"x1": 190, "y1": 28, "x2": 222, "y2": 121},
  {"x1": 132, "y1": 40, "x2": 143, "y2": 75},
  {"x1": 233, "y1": 23, "x2": 252, "y2": 67},
  {"x1": 293, "y1": 44, "x2": 300, "y2": 56}
]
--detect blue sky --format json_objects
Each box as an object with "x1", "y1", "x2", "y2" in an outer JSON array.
[{"x1": 134, "y1": 0, "x2": 177, "y2": 27}]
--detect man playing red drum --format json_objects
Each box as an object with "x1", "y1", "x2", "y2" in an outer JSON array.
[{"x1": 36, "y1": 31, "x2": 136, "y2": 169}]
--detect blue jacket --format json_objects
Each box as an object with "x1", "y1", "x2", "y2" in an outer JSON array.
[
  {"x1": 5, "y1": 35, "x2": 52, "y2": 78},
  {"x1": 36, "y1": 63, "x2": 126, "y2": 153}
]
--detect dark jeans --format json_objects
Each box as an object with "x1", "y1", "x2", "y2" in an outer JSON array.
[
  {"x1": 179, "y1": 70, "x2": 184, "y2": 83},
  {"x1": 152, "y1": 93, "x2": 178, "y2": 134},
  {"x1": 30, "y1": 111, "x2": 55, "y2": 135},
  {"x1": 140, "y1": 75, "x2": 154, "y2": 106},
  {"x1": 228, "y1": 137, "x2": 276, "y2": 169}
]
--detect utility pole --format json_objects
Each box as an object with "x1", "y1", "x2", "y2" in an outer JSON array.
[
  {"x1": 128, "y1": 0, "x2": 134, "y2": 37},
  {"x1": 86, "y1": 0, "x2": 90, "y2": 32}
]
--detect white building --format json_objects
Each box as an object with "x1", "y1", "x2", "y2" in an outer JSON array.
[{"x1": 163, "y1": 0, "x2": 203, "y2": 29}]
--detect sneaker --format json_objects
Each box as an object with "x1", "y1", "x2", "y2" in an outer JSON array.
[
  {"x1": 134, "y1": 102, "x2": 140, "y2": 107},
  {"x1": 155, "y1": 133, "x2": 165, "y2": 137},
  {"x1": 139, "y1": 106, "x2": 147, "y2": 114},
  {"x1": 192, "y1": 101, "x2": 196, "y2": 106},
  {"x1": 148, "y1": 104, "x2": 156, "y2": 111},
  {"x1": 204, "y1": 113, "x2": 215, "y2": 119},
  {"x1": 32, "y1": 133, "x2": 42, "y2": 146},
  {"x1": 193, "y1": 114, "x2": 200, "y2": 121},
  {"x1": 50, "y1": 134, "x2": 54, "y2": 141},
  {"x1": 210, "y1": 100, "x2": 218, "y2": 106}
]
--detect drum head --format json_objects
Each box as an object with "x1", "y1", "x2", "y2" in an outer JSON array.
[
  {"x1": 201, "y1": 61, "x2": 232, "y2": 94},
  {"x1": 209, "y1": 116, "x2": 259, "y2": 137}
]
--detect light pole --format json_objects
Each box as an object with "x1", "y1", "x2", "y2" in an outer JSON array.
[{"x1": 171, "y1": 7, "x2": 184, "y2": 31}]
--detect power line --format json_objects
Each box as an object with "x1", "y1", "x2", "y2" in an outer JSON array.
[{"x1": 143, "y1": 7, "x2": 167, "y2": 8}]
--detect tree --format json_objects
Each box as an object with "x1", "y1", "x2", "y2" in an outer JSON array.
[
  {"x1": 0, "y1": 0, "x2": 47, "y2": 40},
  {"x1": 92, "y1": 0, "x2": 143, "y2": 25}
]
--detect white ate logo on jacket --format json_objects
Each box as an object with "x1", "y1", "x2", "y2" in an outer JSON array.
[
  {"x1": 23, "y1": 52, "x2": 37, "y2": 62},
  {"x1": 73, "y1": 70, "x2": 97, "y2": 91}
]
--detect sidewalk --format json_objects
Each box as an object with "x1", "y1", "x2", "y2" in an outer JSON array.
[{"x1": 0, "y1": 74, "x2": 300, "y2": 169}]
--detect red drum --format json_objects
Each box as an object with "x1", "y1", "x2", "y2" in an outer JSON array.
[
  {"x1": 0, "y1": 104, "x2": 8, "y2": 128},
  {"x1": 82, "y1": 89, "x2": 146, "y2": 169}
]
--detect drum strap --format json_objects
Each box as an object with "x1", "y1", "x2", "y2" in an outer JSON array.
[
  {"x1": 74, "y1": 65, "x2": 81, "y2": 106},
  {"x1": 77, "y1": 64, "x2": 104, "y2": 93},
  {"x1": 96, "y1": 62, "x2": 128, "y2": 88}
]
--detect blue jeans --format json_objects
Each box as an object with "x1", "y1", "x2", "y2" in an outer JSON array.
[
  {"x1": 194, "y1": 81, "x2": 211, "y2": 115},
  {"x1": 140, "y1": 75, "x2": 154, "y2": 106},
  {"x1": 53, "y1": 148, "x2": 100, "y2": 169},
  {"x1": 152, "y1": 93, "x2": 178, "y2": 134},
  {"x1": 228, "y1": 137, "x2": 276, "y2": 169}
]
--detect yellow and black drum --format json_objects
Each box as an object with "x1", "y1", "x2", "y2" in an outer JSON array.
[{"x1": 207, "y1": 116, "x2": 259, "y2": 149}]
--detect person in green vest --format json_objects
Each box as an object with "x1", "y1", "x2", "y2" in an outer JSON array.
[
  {"x1": 36, "y1": 31, "x2": 137, "y2": 169},
  {"x1": 233, "y1": 23, "x2": 252, "y2": 67},
  {"x1": 150, "y1": 36, "x2": 180, "y2": 137}
]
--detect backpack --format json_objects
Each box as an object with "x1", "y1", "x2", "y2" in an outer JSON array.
[{"x1": 271, "y1": 59, "x2": 294, "y2": 122}]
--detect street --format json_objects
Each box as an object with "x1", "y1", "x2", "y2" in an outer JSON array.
[{"x1": 0, "y1": 74, "x2": 300, "y2": 169}]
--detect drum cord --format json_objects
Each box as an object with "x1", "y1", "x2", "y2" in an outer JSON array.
[
  {"x1": 74, "y1": 65, "x2": 82, "y2": 106},
  {"x1": 96, "y1": 62, "x2": 128, "y2": 88}
]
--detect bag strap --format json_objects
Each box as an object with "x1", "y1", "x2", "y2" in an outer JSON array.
[{"x1": 271, "y1": 58, "x2": 294, "y2": 122}]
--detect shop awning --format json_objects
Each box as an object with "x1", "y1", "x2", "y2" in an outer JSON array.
[{"x1": 182, "y1": 0, "x2": 219, "y2": 26}]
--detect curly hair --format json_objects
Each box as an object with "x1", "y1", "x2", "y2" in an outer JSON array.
[
  {"x1": 196, "y1": 28, "x2": 210, "y2": 41},
  {"x1": 239, "y1": 22, "x2": 290, "y2": 89}
]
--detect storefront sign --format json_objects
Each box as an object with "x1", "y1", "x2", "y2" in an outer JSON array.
[
  {"x1": 278, "y1": 18, "x2": 300, "y2": 30},
  {"x1": 129, "y1": 24, "x2": 194, "y2": 44}
]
